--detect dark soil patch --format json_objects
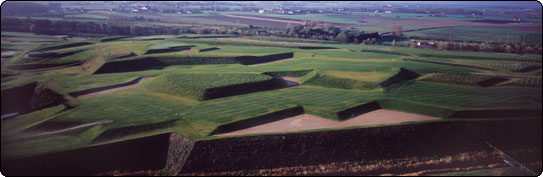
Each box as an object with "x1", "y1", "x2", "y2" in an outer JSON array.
[
  {"x1": 380, "y1": 68, "x2": 420, "y2": 87},
  {"x1": 90, "y1": 119, "x2": 178, "y2": 144},
  {"x1": 202, "y1": 77, "x2": 287, "y2": 100},
  {"x1": 145, "y1": 46, "x2": 192, "y2": 55},
  {"x1": 181, "y1": 118, "x2": 542, "y2": 173},
  {"x1": 140, "y1": 38, "x2": 165, "y2": 41},
  {"x1": 477, "y1": 77, "x2": 509, "y2": 87},
  {"x1": 263, "y1": 70, "x2": 314, "y2": 77},
  {"x1": 298, "y1": 46, "x2": 338, "y2": 50},
  {"x1": 24, "y1": 121, "x2": 88, "y2": 132},
  {"x1": 1, "y1": 82, "x2": 65, "y2": 115},
  {"x1": 1, "y1": 73, "x2": 19, "y2": 79},
  {"x1": 198, "y1": 47, "x2": 220, "y2": 52},
  {"x1": 0, "y1": 133, "x2": 172, "y2": 176},
  {"x1": 336, "y1": 101, "x2": 381, "y2": 120}
]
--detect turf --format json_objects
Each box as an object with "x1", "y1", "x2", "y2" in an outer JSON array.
[{"x1": 1, "y1": 33, "x2": 541, "y2": 161}]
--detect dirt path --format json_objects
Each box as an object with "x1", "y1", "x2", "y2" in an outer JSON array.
[
  {"x1": 220, "y1": 14, "x2": 304, "y2": 25},
  {"x1": 248, "y1": 58, "x2": 293, "y2": 66},
  {"x1": 97, "y1": 45, "x2": 112, "y2": 57},
  {"x1": 216, "y1": 109, "x2": 439, "y2": 136},
  {"x1": 76, "y1": 77, "x2": 152, "y2": 98},
  {"x1": 2, "y1": 120, "x2": 113, "y2": 142}
]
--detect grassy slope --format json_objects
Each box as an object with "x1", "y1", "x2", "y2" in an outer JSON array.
[
  {"x1": 143, "y1": 73, "x2": 273, "y2": 100},
  {"x1": 1, "y1": 33, "x2": 541, "y2": 159}
]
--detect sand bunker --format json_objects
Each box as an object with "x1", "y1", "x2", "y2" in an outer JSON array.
[
  {"x1": 182, "y1": 50, "x2": 195, "y2": 54},
  {"x1": 281, "y1": 77, "x2": 300, "y2": 86},
  {"x1": 217, "y1": 109, "x2": 439, "y2": 136}
]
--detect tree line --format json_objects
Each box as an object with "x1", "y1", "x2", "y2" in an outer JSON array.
[
  {"x1": 1, "y1": 18, "x2": 381, "y2": 44},
  {"x1": 393, "y1": 39, "x2": 542, "y2": 55},
  {"x1": 2, "y1": 17, "x2": 540, "y2": 54}
]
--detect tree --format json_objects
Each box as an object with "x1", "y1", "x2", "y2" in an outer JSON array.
[
  {"x1": 392, "y1": 24, "x2": 404, "y2": 36},
  {"x1": 336, "y1": 31, "x2": 348, "y2": 42}
]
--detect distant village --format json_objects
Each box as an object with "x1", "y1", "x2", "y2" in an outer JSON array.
[{"x1": 50, "y1": 2, "x2": 540, "y2": 21}]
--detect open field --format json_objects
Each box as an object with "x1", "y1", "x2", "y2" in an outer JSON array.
[
  {"x1": 1, "y1": 32, "x2": 541, "y2": 175},
  {"x1": 404, "y1": 26, "x2": 543, "y2": 45}
]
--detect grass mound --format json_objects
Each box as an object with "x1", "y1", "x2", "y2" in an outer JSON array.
[
  {"x1": 8, "y1": 49, "x2": 86, "y2": 65},
  {"x1": 100, "y1": 37, "x2": 129, "y2": 42},
  {"x1": 404, "y1": 58, "x2": 499, "y2": 71},
  {"x1": 418, "y1": 73, "x2": 493, "y2": 87},
  {"x1": 94, "y1": 52, "x2": 294, "y2": 74},
  {"x1": 497, "y1": 77, "x2": 542, "y2": 88},
  {"x1": 380, "y1": 68, "x2": 420, "y2": 87},
  {"x1": 104, "y1": 52, "x2": 137, "y2": 60},
  {"x1": 33, "y1": 42, "x2": 93, "y2": 52},
  {"x1": 145, "y1": 42, "x2": 193, "y2": 54},
  {"x1": 336, "y1": 101, "x2": 382, "y2": 120},
  {"x1": 263, "y1": 70, "x2": 314, "y2": 77},
  {"x1": 300, "y1": 70, "x2": 396, "y2": 90},
  {"x1": 418, "y1": 73, "x2": 537, "y2": 88},
  {"x1": 208, "y1": 106, "x2": 304, "y2": 135},
  {"x1": 90, "y1": 119, "x2": 178, "y2": 145},
  {"x1": 360, "y1": 49, "x2": 410, "y2": 56},
  {"x1": 143, "y1": 73, "x2": 285, "y2": 100},
  {"x1": 418, "y1": 53, "x2": 542, "y2": 63}
]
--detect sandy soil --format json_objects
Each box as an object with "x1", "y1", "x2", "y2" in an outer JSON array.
[
  {"x1": 217, "y1": 109, "x2": 439, "y2": 136},
  {"x1": 281, "y1": 77, "x2": 300, "y2": 86},
  {"x1": 248, "y1": 58, "x2": 293, "y2": 66},
  {"x1": 77, "y1": 77, "x2": 152, "y2": 98},
  {"x1": 182, "y1": 50, "x2": 195, "y2": 54}
]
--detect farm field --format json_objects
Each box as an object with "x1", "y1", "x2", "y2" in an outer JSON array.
[
  {"x1": 403, "y1": 26, "x2": 543, "y2": 45},
  {"x1": 1, "y1": 32, "x2": 541, "y2": 176}
]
